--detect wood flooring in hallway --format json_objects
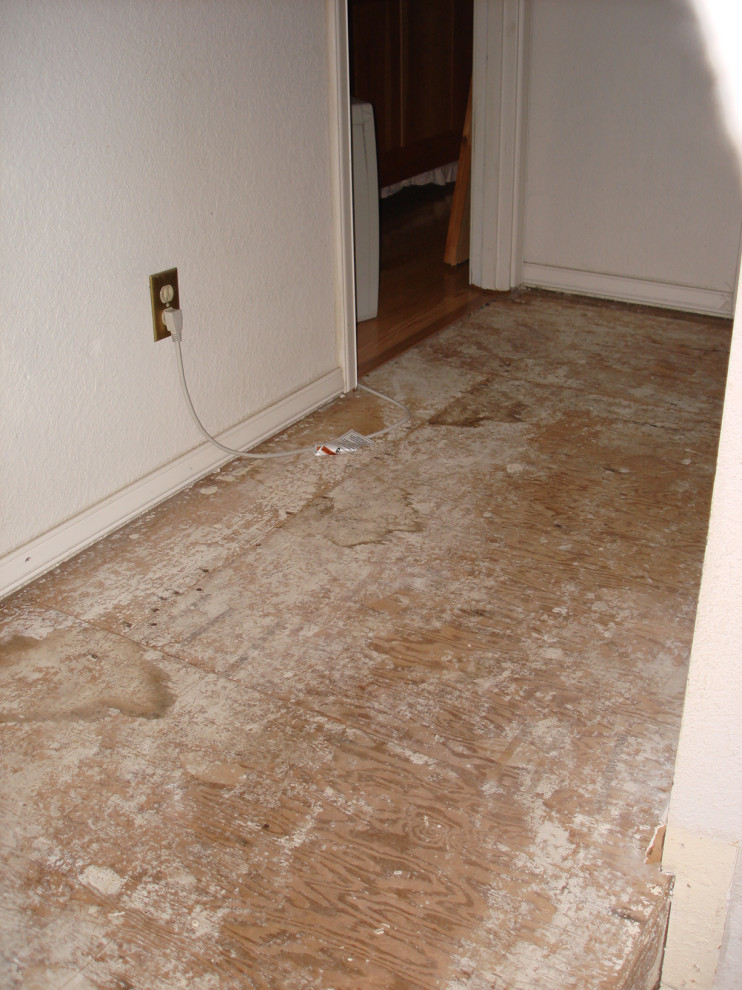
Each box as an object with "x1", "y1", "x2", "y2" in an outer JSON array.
[
  {"x1": 0, "y1": 291, "x2": 732, "y2": 989},
  {"x1": 356, "y1": 184, "x2": 492, "y2": 376}
]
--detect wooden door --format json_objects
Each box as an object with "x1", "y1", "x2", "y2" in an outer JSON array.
[{"x1": 348, "y1": 0, "x2": 473, "y2": 189}]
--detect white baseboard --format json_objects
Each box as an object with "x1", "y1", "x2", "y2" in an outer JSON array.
[
  {"x1": 522, "y1": 263, "x2": 734, "y2": 317},
  {"x1": 0, "y1": 367, "x2": 345, "y2": 601},
  {"x1": 660, "y1": 825, "x2": 738, "y2": 989}
]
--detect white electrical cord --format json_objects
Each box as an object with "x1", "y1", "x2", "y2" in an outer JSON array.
[{"x1": 163, "y1": 307, "x2": 411, "y2": 459}]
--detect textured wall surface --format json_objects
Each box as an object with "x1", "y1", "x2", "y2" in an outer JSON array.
[
  {"x1": 1, "y1": 0, "x2": 339, "y2": 557},
  {"x1": 670, "y1": 307, "x2": 742, "y2": 836},
  {"x1": 523, "y1": 0, "x2": 742, "y2": 292},
  {"x1": 662, "y1": 1, "x2": 742, "y2": 985},
  {"x1": 668, "y1": 0, "x2": 742, "y2": 848}
]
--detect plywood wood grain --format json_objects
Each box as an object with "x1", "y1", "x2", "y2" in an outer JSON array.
[{"x1": 1, "y1": 290, "x2": 731, "y2": 988}]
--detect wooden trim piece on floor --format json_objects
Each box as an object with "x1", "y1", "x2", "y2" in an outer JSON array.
[{"x1": 444, "y1": 80, "x2": 473, "y2": 266}]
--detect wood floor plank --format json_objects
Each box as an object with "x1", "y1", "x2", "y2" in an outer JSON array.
[{"x1": 357, "y1": 185, "x2": 493, "y2": 376}]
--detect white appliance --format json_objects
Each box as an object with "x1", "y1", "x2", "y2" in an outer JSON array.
[{"x1": 350, "y1": 98, "x2": 380, "y2": 322}]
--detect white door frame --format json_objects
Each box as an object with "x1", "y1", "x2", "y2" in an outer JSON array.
[
  {"x1": 328, "y1": 0, "x2": 357, "y2": 392},
  {"x1": 470, "y1": 0, "x2": 531, "y2": 291},
  {"x1": 328, "y1": 0, "x2": 533, "y2": 380}
]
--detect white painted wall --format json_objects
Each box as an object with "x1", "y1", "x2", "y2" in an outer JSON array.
[
  {"x1": 522, "y1": 0, "x2": 742, "y2": 315},
  {"x1": 660, "y1": 2, "x2": 742, "y2": 986},
  {"x1": 0, "y1": 0, "x2": 350, "y2": 596}
]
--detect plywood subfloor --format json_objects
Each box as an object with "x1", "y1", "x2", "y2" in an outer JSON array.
[{"x1": 0, "y1": 291, "x2": 731, "y2": 989}]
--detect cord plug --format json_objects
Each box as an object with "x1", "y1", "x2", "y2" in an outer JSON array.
[{"x1": 163, "y1": 307, "x2": 183, "y2": 341}]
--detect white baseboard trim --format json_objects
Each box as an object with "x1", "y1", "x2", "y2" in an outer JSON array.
[
  {"x1": 0, "y1": 367, "x2": 345, "y2": 601},
  {"x1": 522, "y1": 263, "x2": 734, "y2": 317}
]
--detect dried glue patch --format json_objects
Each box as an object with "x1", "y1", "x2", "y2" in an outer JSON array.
[
  {"x1": 179, "y1": 752, "x2": 248, "y2": 786},
  {"x1": 80, "y1": 865, "x2": 125, "y2": 897},
  {"x1": 0, "y1": 628, "x2": 174, "y2": 724}
]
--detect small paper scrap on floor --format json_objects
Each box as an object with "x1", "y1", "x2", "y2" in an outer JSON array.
[{"x1": 315, "y1": 430, "x2": 374, "y2": 456}]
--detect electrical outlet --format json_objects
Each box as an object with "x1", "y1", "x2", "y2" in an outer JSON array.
[{"x1": 149, "y1": 268, "x2": 180, "y2": 341}]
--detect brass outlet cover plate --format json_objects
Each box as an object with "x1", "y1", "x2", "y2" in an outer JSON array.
[{"x1": 149, "y1": 267, "x2": 180, "y2": 341}]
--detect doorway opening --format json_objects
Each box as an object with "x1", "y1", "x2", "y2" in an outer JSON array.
[
  {"x1": 347, "y1": 0, "x2": 489, "y2": 375},
  {"x1": 356, "y1": 183, "x2": 490, "y2": 375}
]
